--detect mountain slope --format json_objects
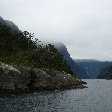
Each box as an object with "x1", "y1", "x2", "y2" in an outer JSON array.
[
  {"x1": 5, "y1": 20, "x2": 21, "y2": 32},
  {"x1": 0, "y1": 16, "x2": 88, "y2": 79},
  {"x1": 0, "y1": 16, "x2": 7, "y2": 25},
  {"x1": 74, "y1": 59, "x2": 112, "y2": 79},
  {"x1": 0, "y1": 25, "x2": 73, "y2": 76},
  {"x1": 53, "y1": 43, "x2": 89, "y2": 79},
  {"x1": 98, "y1": 65, "x2": 112, "y2": 79},
  {"x1": 0, "y1": 17, "x2": 86, "y2": 93}
]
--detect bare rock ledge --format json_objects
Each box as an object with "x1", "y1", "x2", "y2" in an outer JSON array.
[{"x1": 0, "y1": 62, "x2": 87, "y2": 94}]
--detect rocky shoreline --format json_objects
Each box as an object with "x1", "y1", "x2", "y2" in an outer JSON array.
[{"x1": 0, "y1": 62, "x2": 87, "y2": 94}]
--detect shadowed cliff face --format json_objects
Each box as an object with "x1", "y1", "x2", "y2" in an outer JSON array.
[
  {"x1": 98, "y1": 65, "x2": 112, "y2": 79},
  {"x1": 75, "y1": 59, "x2": 112, "y2": 79},
  {"x1": 53, "y1": 43, "x2": 89, "y2": 79}
]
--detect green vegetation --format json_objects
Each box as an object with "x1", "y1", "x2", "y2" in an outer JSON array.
[
  {"x1": 0, "y1": 25, "x2": 36, "y2": 56},
  {"x1": 0, "y1": 24, "x2": 74, "y2": 75}
]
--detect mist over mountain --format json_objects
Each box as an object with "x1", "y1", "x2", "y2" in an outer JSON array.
[
  {"x1": 0, "y1": 16, "x2": 88, "y2": 79},
  {"x1": 0, "y1": 16, "x2": 20, "y2": 32},
  {"x1": 1, "y1": 16, "x2": 111, "y2": 80},
  {"x1": 0, "y1": 16, "x2": 7, "y2": 25},
  {"x1": 52, "y1": 43, "x2": 89, "y2": 79},
  {"x1": 0, "y1": 16, "x2": 87, "y2": 94},
  {"x1": 74, "y1": 59, "x2": 112, "y2": 79},
  {"x1": 5, "y1": 20, "x2": 21, "y2": 32}
]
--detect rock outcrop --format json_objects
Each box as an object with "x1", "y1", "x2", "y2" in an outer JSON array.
[{"x1": 0, "y1": 63, "x2": 86, "y2": 94}]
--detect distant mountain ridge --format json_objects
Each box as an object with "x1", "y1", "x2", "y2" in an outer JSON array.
[
  {"x1": 0, "y1": 16, "x2": 21, "y2": 32},
  {"x1": 74, "y1": 59, "x2": 112, "y2": 79}
]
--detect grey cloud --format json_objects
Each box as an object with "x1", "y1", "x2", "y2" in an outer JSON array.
[{"x1": 0, "y1": 0, "x2": 112, "y2": 60}]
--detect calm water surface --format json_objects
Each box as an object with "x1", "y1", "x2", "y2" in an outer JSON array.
[{"x1": 0, "y1": 79, "x2": 112, "y2": 112}]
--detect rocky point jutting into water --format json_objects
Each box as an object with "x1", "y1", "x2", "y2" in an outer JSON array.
[
  {"x1": 0, "y1": 62, "x2": 86, "y2": 94},
  {"x1": 0, "y1": 17, "x2": 86, "y2": 94}
]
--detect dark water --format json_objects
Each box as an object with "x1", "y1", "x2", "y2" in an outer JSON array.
[{"x1": 0, "y1": 79, "x2": 112, "y2": 112}]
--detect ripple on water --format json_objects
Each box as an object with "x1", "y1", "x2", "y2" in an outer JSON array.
[{"x1": 0, "y1": 79, "x2": 112, "y2": 112}]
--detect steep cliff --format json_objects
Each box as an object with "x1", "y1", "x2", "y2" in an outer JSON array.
[
  {"x1": 98, "y1": 65, "x2": 112, "y2": 79},
  {"x1": 54, "y1": 43, "x2": 89, "y2": 79}
]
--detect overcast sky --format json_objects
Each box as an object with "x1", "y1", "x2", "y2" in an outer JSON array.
[{"x1": 0, "y1": 0, "x2": 112, "y2": 60}]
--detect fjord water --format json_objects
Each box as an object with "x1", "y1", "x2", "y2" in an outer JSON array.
[{"x1": 0, "y1": 80, "x2": 112, "y2": 112}]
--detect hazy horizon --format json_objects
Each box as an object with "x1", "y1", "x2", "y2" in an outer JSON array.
[{"x1": 0, "y1": 0, "x2": 112, "y2": 61}]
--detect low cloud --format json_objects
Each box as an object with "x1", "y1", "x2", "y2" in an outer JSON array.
[{"x1": 0, "y1": 0, "x2": 112, "y2": 60}]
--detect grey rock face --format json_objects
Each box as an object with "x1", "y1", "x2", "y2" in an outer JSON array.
[
  {"x1": 0, "y1": 63, "x2": 85, "y2": 94},
  {"x1": 0, "y1": 63, "x2": 21, "y2": 90},
  {"x1": 0, "y1": 16, "x2": 21, "y2": 32}
]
